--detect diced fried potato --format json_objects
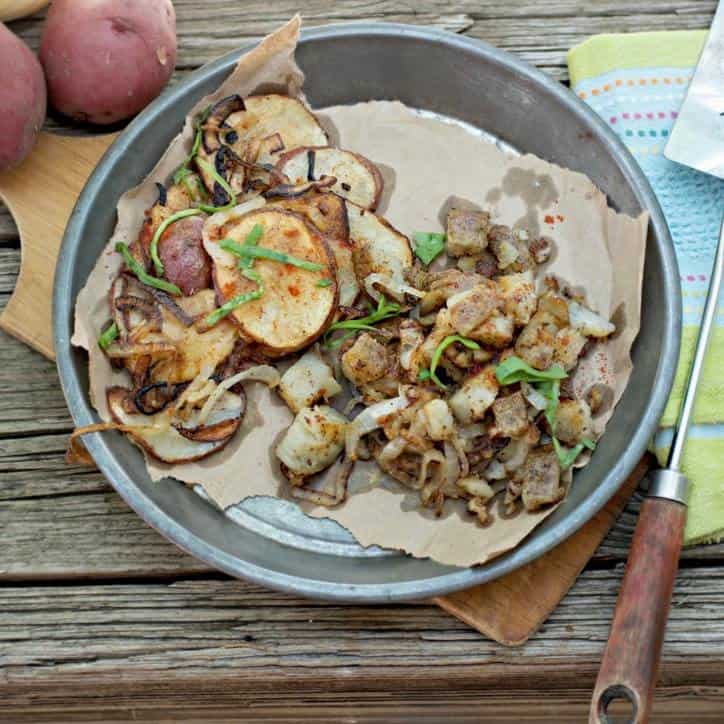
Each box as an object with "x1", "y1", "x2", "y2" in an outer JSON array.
[
  {"x1": 449, "y1": 365, "x2": 499, "y2": 424},
  {"x1": 553, "y1": 326, "x2": 588, "y2": 371},
  {"x1": 567, "y1": 299, "x2": 615, "y2": 337},
  {"x1": 447, "y1": 281, "x2": 501, "y2": 336},
  {"x1": 514, "y1": 310, "x2": 563, "y2": 370},
  {"x1": 276, "y1": 405, "x2": 347, "y2": 478},
  {"x1": 226, "y1": 94, "x2": 328, "y2": 166},
  {"x1": 420, "y1": 309, "x2": 455, "y2": 365},
  {"x1": 279, "y1": 349, "x2": 342, "y2": 414},
  {"x1": 492, "y1": 391, "x2": 529, "y2": 437},
  {"x1": 488, "y1": 224, "x2": 519, "y2": 269},
  {"x1": 555, "y1": 398, "x2": 594, "y2": 446},
  {"x1": 422, "y1": 398, "x2": 455, "y2": 441},
  {"x1": 469, "y1": 311, "x2": 514, "y2": 348},
  {"x1": 518, "y1": 449, "x2": 563, "y2": 511},
  {"x1": 420, "y1": 269, "x2": 483, "y2": 314},
  {"x1": 446, "y1": 208, "x2": 490, "y2": 257},
  {"x1": 204, "y1": 207, "x2": 337, "y2": 356},
  {"x1": 276, "y1": 146, "x2": 383, "y2": 210},
  {"x1": 341, "y1": 333, "x2": 390, "y2": 387},
  {"x1": 399, "y1": 318, "x2": 425, "y2": 382},
  {"x1": 497, "y1": 271, "x2": 537, "y2": 326},
  {"x1": 346, "y1": 201, "x2": 412, "y2": 288}
]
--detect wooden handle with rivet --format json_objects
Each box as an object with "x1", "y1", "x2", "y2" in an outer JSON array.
[{"x1": 589, "y1": 494, "x2": 686, "y2": 723}]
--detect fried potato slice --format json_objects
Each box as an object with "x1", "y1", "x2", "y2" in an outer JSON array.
[
  {"x1": 204, "y1": 207, "x2": 337, "y2": 356},
  {"x1": 267, "y1": 191, "x2": 359, "y2": 306},
  {"x1": 107, "y1": 386, "x2": 243, "y2": 464},
  {"x1": 276, "y1": 146, "x2": 383, "y2": 210},
  {"x1": 346, "y1": 201, "x2": 413, "y2": 290},
  {"x1": 226, "y1": 94, "x2": 328, "y2": 166}
]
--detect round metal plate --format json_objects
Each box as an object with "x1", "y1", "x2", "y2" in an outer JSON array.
[{"x1": 53, "y1": 24, "x2": 680, "y2": 602}]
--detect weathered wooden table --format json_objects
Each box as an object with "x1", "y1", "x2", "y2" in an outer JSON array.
[{"x1": 2, "y1": 2, "x2": 723, "y2": 721}]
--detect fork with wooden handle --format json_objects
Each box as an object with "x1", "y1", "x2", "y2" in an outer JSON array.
[{"x1": 590, "y1": 217, "x2": 724, "y2": 724}]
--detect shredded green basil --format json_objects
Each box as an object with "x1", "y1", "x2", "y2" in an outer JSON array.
[
  {"x1": 316, "y1": 278, "x2": 333, "y2": 288},
  {"x1": 98, "y1": 322, "x2": 119, "y2": 350},
  {"x1": 220, "y1": 238, "x2": 325, "y2": 272},
  {"x1": 149, "y1": 208, "x2": 203, "y2": 276},
  {"x1": 236, "y1": 224, "x2": 264, "y2": 270},
  {"x1": 420, "y1": 334, "x2": 480, "y2": 390},
  {"x1": 172, "y1": 105, "x2": 211, "y2": 185},
  {"x1": 495, "y1": 356, "x2": 567, "y2": 385},
  {"x1": 413, "y1": 231, "x2": 446, "y2": 266},
  {"x1": 324, "y1": 295, "x2": 401, "y2": 349},
  {"x1": 116, "y1": 242, "x2": 182, "y2": 296},
  {"x1": 195, "y1": 157, "x2": 237, "y2": 213}
]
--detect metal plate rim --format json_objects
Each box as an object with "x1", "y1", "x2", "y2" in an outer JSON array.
[{"x1": 53, "y1": 23, "x2": 680, "y2": 602}]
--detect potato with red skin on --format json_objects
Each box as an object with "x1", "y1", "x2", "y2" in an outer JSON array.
[
  {"x1": 157, "y1": 215, "x2": 212, "y2": 296},
  {"x1": 0, "y1": 23, "x2": 46, "y2": 170},
  {"x1": 39, "y1": 0, "x2": 177, "y2": 125}
]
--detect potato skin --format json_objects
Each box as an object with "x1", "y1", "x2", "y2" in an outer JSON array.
[
  {"x1": 39, "y1": 0, "x2": 177, "y2": 125},
  {"x1": 0, "y1": 23, "x2": 46, "y2": 170}
]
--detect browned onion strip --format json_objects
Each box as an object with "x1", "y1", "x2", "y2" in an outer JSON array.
[
  {"x1": 289, "y1": 457, "x2": 353, "y2": 507},
  {"x1": 149, "y1": 288, "x2": 194, "y2": 326},
  {"x1": 263, "y1": 176, "x2": 336, "y2": 200},
  {"x1": 66, "y1": 422, "x2": 138, "y2": 465}
]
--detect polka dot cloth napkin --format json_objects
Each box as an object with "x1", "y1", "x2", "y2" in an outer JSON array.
[{"x1": 568, "y1": 31, "x2": 724, "y2": 544}]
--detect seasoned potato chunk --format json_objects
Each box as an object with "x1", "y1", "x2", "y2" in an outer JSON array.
[
  {"x1": 553, "y1": 326, "x2": 588, "y2": 371},
  {"x1": 276, "y1": 405, "x2": 347, "y2": 479},
  {"x1": 518, "y1": 449, "x2": 563, "y2": 511},
  {"x1": 567, "y1": 299, "x2": 615, "y2": 338},
  {"x1": 487, "y1": 224, "x2": 519, "y2": 269},
  {"x1": 446, "y1": 208, "x2": 490, "y2": 257},
  {"x1": 341, "y1": 333, "x2": 390, "y2": 387},
  {"x1": 555, "y1": 398, "x2": 594, "y2": 446},
  {"x1": 514, "y1": 310, "x2": 563, "y2": 370},
  {"x1": 492, "y1": 391, "x2": 529, "y2": 438},
  {"x1": 419, "y1": 269, "x2": 483, "y2": 315},
  {"x1": 447, "y1": 281, "x2": 501, "y2": 336},
  {"x1": 497, "y1": 271, "x2": 537, "y2": 326},
  {"x1": 279, "y1": 349, "x2": 342, "y2": 414},
  {"x1": 470, "y1": 311, "x2": 514, "y2": 348},
  {"x1": 449, "y1": 365, "x2": 499, "y2": 424},
  {"x1": 423, "y1": 398, "x2": 456, "y2": 440}
]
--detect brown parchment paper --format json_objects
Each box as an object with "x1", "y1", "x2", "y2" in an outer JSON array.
[{"x1": 72, "y1": 19, "x2": 649, "y2": 568}]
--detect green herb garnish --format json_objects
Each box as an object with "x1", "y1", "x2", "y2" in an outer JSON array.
[
  {"x1": 149, "y1": 208, "x2": 203, "y2": 276},
  {"x1": 220, "y1": 238, "x2": 325, "y2": 272},
  {"x1": 236, "y1": 224, "x2": 264, "y2": 270},
  {"x1": 173, "y1": 105, "x2": 211, "y2": 185},
  {"x1": 116, "y1": 242, "x2": 182, "y2": 296},
  {"x1": 324, "y1": 295, "x2": 401, "y2": 349},
  {"x1": 195, "y1": 157, "x2": 237, "y2": 213},
  {"x1": 495, "y1": 355, "x2": 567, "y2": 386},
  {"x1": 419, "y1": 334, "x2": 480, "y2": 390},
  {"x1": 98, "y1": 322, "x2": 118, "y2": 350},
  {"x1": 413, "y1": 231, "x2": 446, "y2": 266},
  {"x1": 552, "y1": 437, "x2": 596, "y2": 470},
  {"x1": 202, "y1": 267, "x2": 264, "y2": 328},
  {"x1": 316, "y1": 278, "x2": 333, "y2": 288}
]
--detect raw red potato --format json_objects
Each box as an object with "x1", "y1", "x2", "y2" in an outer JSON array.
[
  {"x1": 0, "y1": 22, "x2": 46, "y2": 170},
  {"x1": 40, "y1": 0, "x2": 177, "y2": 125}
]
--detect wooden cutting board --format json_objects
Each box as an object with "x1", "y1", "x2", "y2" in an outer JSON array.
[{"x1": 0, "y1": 132, "x2": 646, "y2": 645}]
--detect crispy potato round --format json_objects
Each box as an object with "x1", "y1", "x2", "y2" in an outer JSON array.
[
  {"x1": 276, "y1": 146, "x2": 384, "y2": 210},
  {"x1": 226, "y1": 94, "x2": 328, "y2": 165},
  {"x1": 205, "y1": 207, "x2": 337, "y2": 356}
]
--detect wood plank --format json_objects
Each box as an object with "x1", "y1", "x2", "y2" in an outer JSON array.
[
  {"x1": 0, "y1": 570, "x2": 722, "y2": 717},
  {"x1": 0, "y1": 430, "x2": 721, "y2": 581},
  {"x1": 7, "y1": 1, "x2": 716, "y2": 84}
]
